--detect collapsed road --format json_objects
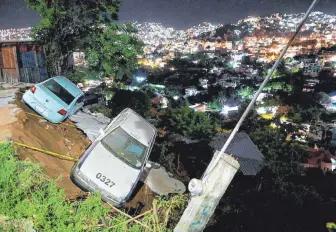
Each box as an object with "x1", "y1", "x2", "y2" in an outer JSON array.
[{"x1": 0, "y1": 84, "x2": 185, "y2": 209}]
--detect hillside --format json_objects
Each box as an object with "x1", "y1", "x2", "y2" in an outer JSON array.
[{"x1": 198, "y1": 12, "x2": 336, "y2": 40}]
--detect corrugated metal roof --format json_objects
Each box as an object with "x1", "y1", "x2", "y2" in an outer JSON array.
[{"x1": 210, "y1": 132, "x2": 264, "y2": 175}]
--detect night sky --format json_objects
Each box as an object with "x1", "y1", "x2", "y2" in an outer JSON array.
[{"x1": 0, "y1": 0, "x2": 335, "y2": 29}]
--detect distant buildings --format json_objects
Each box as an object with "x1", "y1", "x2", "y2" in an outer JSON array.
[
  {"x1": 215, "y1": 78, "x2": 239, "y2": 88},
  {"x1": 199, "y1": 78, "x2": 209, "y2": 89},
  {"x1": 221, "y1": 99, "x2": 241, "y2": 116},
  {"x1": 303, "y1": 62, "x2": 322, "y2": 77},
  {"x1": 0, "y1": 28, "x2": 32, "y2": 41},
  {"x1": 185, "y1": 87, "x2": 199, "y2": 97},
  {"x1": 303, "y1": 78, "x2": 320, "y2": 92},
  {"x1": 304, "y1": 149, "x2": 336, "y2": 173},
  {"x1": 189, "y1": 103, "x2": 206, "y2": 112}
]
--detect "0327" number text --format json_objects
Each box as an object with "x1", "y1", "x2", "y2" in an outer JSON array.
[{"x1": 96, "y1": 173, "x2": 115, "y2": 187}]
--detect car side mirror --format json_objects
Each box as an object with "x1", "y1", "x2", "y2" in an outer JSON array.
[{"x1": 145, "y1": 162, "x2": 152, "y2": 169}]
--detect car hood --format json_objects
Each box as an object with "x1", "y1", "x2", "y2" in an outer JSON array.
[{"x1": 79, "y1": 142, "x2": 141, "y2": 202}]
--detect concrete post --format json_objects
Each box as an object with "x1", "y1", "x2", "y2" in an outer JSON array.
[{"x1": 174, "y1": 151, "x2": 240, "y2": 232}]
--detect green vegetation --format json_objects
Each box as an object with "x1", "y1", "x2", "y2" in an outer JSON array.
[
  {"x1": 263, "y1": 81, "x2": 293, "y2": 92},
  {"x1": 25, "y1": 0, "x2": 143, "y2": 80},
  {"x1": 86, "y1": 23, "x2": 144, "y2": 80},
  {"x1": 89, "y1": 105, "x2": 113, "y2": 118},
  {"x1": 0, "y1": 143, "x2": 109, "y2": 231},
  {"x1": 207, "y1": 99, "x2": 222, "y2": 111},
  {"x1": 159, "y1": 106, "x2": 218, "y2": 140},
  {"x1": 238, "y1": 86, "x2": 254, "y2": 99},
  {"x1": 108, "y1": 90, "x2": 152, "y2": 118},
  {"x1": 0, "y1": 143, "x2": 186, "y2": 231}
]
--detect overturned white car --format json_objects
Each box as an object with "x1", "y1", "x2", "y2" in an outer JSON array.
[{"x1": 71, "y1": 108, "x2": 157, "y2": 207}]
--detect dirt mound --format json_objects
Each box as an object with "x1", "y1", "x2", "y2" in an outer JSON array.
[{"x1": 11, "y1": 98, "x2": 91, "y2": 199}]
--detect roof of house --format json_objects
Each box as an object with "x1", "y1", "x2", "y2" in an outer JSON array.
[
  {"x1": 224, "y1": 99, "x2": 241, "y2": 107},
  {"x1": 210, "y1": 132, "x2": 264, "y2": 175}
]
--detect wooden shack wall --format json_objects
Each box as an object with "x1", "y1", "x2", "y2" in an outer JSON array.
[
  {"x1": 0, "y1": 46, "x2": 20, "y2": 83},
  {"x1": 0, "y1": 43, "x2": 48, "y2": 83}
]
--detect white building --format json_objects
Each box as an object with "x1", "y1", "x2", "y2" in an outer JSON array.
[
  {"x1": 215, "y1": 79, "x2": 239, "y2": 88},
  {"x1": 303, "y1": 62, "x2": 322, "y2": 77},
  {"x1": 199, "y1": 79, "x2": 209, "y2": 89},
  {"x1": 185, "y1": 87, "x2": 199, "y2": 97},
  {"x1": 221, "y1": 100, "x2": 241, "y2": 116}
]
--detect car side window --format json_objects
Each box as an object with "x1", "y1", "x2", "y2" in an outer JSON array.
[{"x1": 76, "y1": 95, "x2": 84, "y2": 104}]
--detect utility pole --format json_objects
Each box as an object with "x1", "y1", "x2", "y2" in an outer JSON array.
[
  {"x1": 174, "y1": 0, "x2": 319, "y2": 231},
  {"x1": 174, "y1": 151, "x2": 239, "y2": 232}
]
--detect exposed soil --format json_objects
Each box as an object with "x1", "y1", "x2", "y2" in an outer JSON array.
[
  {"x1": 0, "y1": 90, "x2": 156, "y2": 210},
  {"x1": 13, "y1": 95, "x2": 91, "y2": 199},
  {"x1": 125, "y1": 183, "x2": 157, "y2": 213}
]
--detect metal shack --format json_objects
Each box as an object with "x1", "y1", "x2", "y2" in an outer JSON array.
[{"x1": 0, "y1": 40, "x2": 48, "y2": 83}]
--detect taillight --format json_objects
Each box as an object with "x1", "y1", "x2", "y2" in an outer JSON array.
[
  {"x1": 30, "y1": 86, "x2": 36, "y2": 94},
  {"x1": 58, "y1": 109, "x2": 67, "y2": 115}
]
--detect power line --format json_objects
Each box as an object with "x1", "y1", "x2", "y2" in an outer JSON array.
[{"x1": 203, "y1": 0, "x2": 320, "y2": 181}]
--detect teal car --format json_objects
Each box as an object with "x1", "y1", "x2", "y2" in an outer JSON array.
[{"x1": 23, "y1": 76, "x2": 85, "y2": 123}]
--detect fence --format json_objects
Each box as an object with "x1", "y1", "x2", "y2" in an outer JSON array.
[{"x1": 0, "y1": 68, "x2": 19, "y2": 83}]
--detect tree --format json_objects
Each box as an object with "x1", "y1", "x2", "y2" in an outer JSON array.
[
  {"x1": 286, "y1": 57, "x2": 294, "y2": 63},
  {"x1": 263, "y1": 81, "x2": 292, "y2": 93},
  {"x1": 238, "y1": 86, "x2": 254, "y2": 99},
  {"x1": 207, "y1": 99, "x2": 222, "y2": 111},
  {"x1": 159, "y1": 106, "x2": 218, "y2": 140},
  {"x1": 85, "y1": 23, "x2": 144, "y2": 80},
  {"x1": 25, "y1": 0, "x2": 138, "y2": 77},
  {"x1": 108, "y1": 90, "x2": 151, "y2": 118},
  {"x1": 264, "y1": 66, "x2": 285, "y2": 80}
]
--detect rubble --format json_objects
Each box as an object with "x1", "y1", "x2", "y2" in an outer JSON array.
[
  {"x1": 142, "y1": 165, "x2": 186, "y2": 195},
  {"x1": 69, "y1": 106, "x2": 111, "y2": 142}
]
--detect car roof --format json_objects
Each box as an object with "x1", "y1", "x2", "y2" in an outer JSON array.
[
  {"x1": 119, "y1": 108, "x2": 157, "y2": 146},
  {"x1": 52, "y1": 76, "x2": 83, "y2": 97}
]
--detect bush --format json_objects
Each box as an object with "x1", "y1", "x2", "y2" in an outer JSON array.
[
  {"x1": 64, "y1": 69, "x2": 87, "y2": 84},
  {"x1": 89, "y1": 105, "x2": 113, "y2": 118},
  {"x1": 159, "y1": 106, "x2": 218, "y2": 140},
  {"x1": 0, "y1": 143, "x2": 110, "y2": 231},
  {"x1": 108, "y1": 90, "x2": 152, "y2": 118}
]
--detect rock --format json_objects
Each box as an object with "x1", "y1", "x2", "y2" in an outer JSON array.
[
  {"x1": 144, "y1": 167, "x2": 186, "y2": 195},
  {"x1": 39, "y1": 119, "x2": 47, "y2": 123}
]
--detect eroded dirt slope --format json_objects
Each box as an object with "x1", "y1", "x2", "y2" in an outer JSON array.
[
  {"x1": 13, "y1": 94, "x2": 91, "y2": 198},
  {"x1": 0, "y1": 89, "x2": 157, "y2": 210}
]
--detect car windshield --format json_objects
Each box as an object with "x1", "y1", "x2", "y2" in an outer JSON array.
[
  {"x1": 43, "y1": 79, "x2": 75, "y2": 105},
  {"x1": 101, "y1": 127, "x2": 147, "y2": 169}
]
